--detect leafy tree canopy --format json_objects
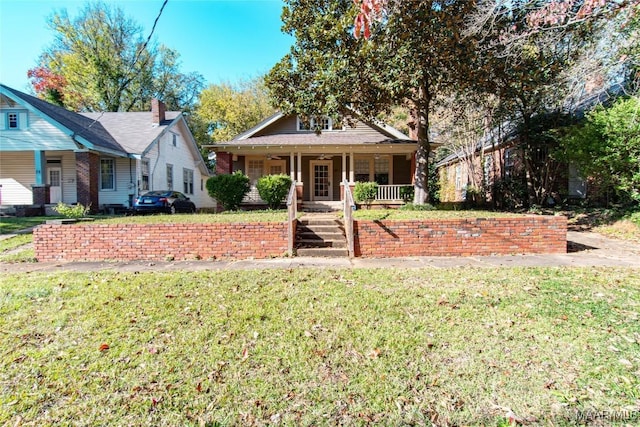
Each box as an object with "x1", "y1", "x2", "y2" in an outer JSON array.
[
  {"x1": 560, "y1": 96, "x2": 640, "y2": 203},
  {"x1": 195, "y1": 77, "x2": 275, "y2": 143},
  {"x1": 29, "y1": 1, "x2": 203, "y2": 112},
  {"x1": 266, "y1": 0, "x2": 478, "y2": 204}
]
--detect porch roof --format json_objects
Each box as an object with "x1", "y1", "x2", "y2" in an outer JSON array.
[{"x1": 210, "y1": 133, "x2": 420, "y2": 153}]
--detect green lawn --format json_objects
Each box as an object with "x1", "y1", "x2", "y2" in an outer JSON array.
[{"x1": 1, "y1": 268, "x2": 639, "y2": 426}]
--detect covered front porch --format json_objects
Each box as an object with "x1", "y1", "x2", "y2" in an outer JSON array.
[{"x1": 214, "y1": 145, "x2": 417, "y2": 205}]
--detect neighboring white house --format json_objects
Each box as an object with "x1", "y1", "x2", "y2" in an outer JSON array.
[{"x1": 0, "y1": 84, "x2": 213, "y2": 213}]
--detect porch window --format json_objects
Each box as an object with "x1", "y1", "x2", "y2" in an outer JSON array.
[
  {"x1": 100, "y1": 158, "x2": 115, "y2": 190},
  {"x1": 183, "y1": 168, "x2": 194, "y2": 194},
  {"x1": 374, "y1": 157, "x2": 389, "y2": 185},
  {"x1": 141, "y1": 159, "x2": 150, "y2": 191},
  {"x1": 247, "y1": 159, "x2": 264, "y2": 185},
  {"x1": 355, "y1": 159, "x2": 370, "y2": 182},
  {"x1": 166, "y1": 164, "x2": 174, "y2": 190},
  {"x1": 268, "y1": 160, "x2": 285, "y2": 175}
]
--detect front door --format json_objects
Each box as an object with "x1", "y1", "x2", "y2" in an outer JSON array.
[
  {"x1": 48, "y1": 167, "x2": 62, "y2": 203},
  {"x1": 310, "y1": 160, "x2": 333, "y2": 201}
]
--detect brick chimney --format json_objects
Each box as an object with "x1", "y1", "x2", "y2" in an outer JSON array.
[{"x1": 152, "y1": 98, "x2": 166, "y2": 125}]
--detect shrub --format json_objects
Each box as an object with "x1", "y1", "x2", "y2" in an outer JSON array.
[
  {"x1": 399, "y1": 185, "x2": 414, "y2": 202},
  {"x1": 257, "y1": 174, "x2": 293, "y2": 210},
  {"x1": 354, "y1": 182, "x2": 379, "y2": 207},
  {"x1": 400, "y1": 202, "x2": 435, "y2": 211},
  {"x1": 206, "y1": 172, "x2": 250, "y2": 211},
  {"x1": 53, "y1": 202, "x2": 90, "y2": 219}
]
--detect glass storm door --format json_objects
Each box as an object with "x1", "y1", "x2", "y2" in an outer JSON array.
[
  {"x1": 311, "y1": 160, "x2": 332, "y2": 201},
  {"x1": 48, "y1": 167, "x2": 62, "y2": 203}
]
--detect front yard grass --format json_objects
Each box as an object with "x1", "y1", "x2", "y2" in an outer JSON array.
[{"x1": 1, "y1": 267, "x2": 639, "y2": 426}]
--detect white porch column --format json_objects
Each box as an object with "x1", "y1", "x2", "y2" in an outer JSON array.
[
  {"x1": 341, "y1": 152, "x2": 347, "y2": 183},
  {"x1": 290, "y1": 152, "x2": 295, "y2": 180},
  {"x1": 297, "y1": 152, "x2": 302, "y2": 183},
  {"x1": 349, "y1": 152, "x2": 355, "y2": 183}
]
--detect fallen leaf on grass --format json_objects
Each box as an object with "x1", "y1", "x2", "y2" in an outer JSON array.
[
  {"x1": 241, "y1": 347, "x2": 249, "y2": 361},
  {"x1": 99, "y1": 343, "x2": 110, "y2": 352}
]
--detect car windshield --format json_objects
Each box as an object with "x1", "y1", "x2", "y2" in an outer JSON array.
[{"x1": 143, "y1": 191, "x2": 171, "y2": 197}]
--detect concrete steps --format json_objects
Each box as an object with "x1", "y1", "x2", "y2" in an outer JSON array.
[{"x1": 296, "y1": 214, "x2": 348, "y2": 257}]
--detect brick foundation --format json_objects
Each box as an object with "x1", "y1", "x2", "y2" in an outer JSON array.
[
  {"x1": 354, "y1": 216, "x2": 567, "y2": 257},
  {"x1": 35, "y1": 222, "x2": 289, "y2": 262}
]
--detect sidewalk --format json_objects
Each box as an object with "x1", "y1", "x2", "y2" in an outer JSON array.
[{"x1": 1, "y1": 230, "x2": 638, "y2": 273}]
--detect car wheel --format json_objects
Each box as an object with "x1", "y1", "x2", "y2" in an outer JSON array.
[{"x1": 169, "y1": 204, "x2": 176, "y2": 214}]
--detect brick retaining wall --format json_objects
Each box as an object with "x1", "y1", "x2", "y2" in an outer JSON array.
[
  {"x1": 354, "y1": 216, "x2": 567, "y2": 257},
  {"x1": 35, "y1": 215, "x2": 566, "y2": 262},
  {"x1": 34, "y1": 222, "x2": 289, "y2": 262}
]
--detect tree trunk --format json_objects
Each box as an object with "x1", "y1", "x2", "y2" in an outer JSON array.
[{"x1": 413, "y1": 85, "x2": 431, "y2": 205}]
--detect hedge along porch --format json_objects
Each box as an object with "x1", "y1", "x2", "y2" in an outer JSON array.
[
  {"x1": 207, "y1": 112, "x2": 435, "y2": 207},
  {"x1": 34, "y1": 215, "x2": 566, "y2": 262}
]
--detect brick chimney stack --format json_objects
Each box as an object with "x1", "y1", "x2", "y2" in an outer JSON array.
[{"x1": 152, "y1": 99, "x2": 166, "y2": 125}]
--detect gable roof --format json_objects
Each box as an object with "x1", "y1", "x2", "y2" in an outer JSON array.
[
  {"x1": 0, "y1": 84, "x2": 127, "y2": 157},
  {"x1": 81, "y1": 111, "x2": 182, "y2": 154},
  {"x1": 231, "y1": 110, "x2": 415, "y2": 144}
]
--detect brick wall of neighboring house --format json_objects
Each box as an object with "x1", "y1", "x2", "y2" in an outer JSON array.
[
  {"x1": 354, "y1": 216, "x2": 566, "y2": 257},
  {"x1": 34, "y1": 222, "x2": 289, "y2": 262}
]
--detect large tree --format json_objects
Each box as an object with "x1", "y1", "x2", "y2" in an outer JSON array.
[
  {"x1": 266, "y1": 0, "x2": 478, "y2": 204},
  {"x1": 195, "y1": 78, "x2": 275, "y2": 143},
  {"x1": 29, "y1": 1, "x2": 203, "y2": 112}
]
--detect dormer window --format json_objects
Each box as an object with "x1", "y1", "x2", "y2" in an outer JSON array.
[
  {"x1": 297, "y1": 116, "x2": 338, "y2": 131},
  {"x1": 8, "y1": 113, "x2": 18, "y2": 129}
]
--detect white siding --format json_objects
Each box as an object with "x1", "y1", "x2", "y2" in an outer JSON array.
[
  {"x1": 140, "y1": 123, "x2": 214, "y2": 209},
  {"x1": 0, "y1": 152, "x2": 34, "y2": 204},
  {"x1": 98, "y1": 157, "x2": 137, "y2": 208}
]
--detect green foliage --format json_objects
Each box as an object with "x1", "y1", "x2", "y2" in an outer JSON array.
[
  {"x1": 205, "y1": 172, "x2": 250, "y2": 211},
  {"x1": 399, "y1": 202, "x2": 435, "y2": 211},
  {"x1": 353, "y1": 182, "x2": 378, "y2": 206},
  {"x1": 53, "y1": 202, "x2": 90, "y2": 219},
  {"x1": 34, "y1": 2, "x2": 203, "y2": 112},
  {"x1": 560, "y1": 96, "x2": 640, "y2": 204},
  {"x1": 256, "y1": 174, "x2": 293, "y2": 210},
  {"x1": 265, "y1": 0, "x2": 478, "y2": 205},
  {"x1": 399, "y1": 185, "x2": 414, "y2": 202},
  {"x1": 196, "y1": 78, "x2": 275, "y2": 143}
]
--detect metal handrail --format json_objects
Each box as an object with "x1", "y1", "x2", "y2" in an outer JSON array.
[
  {"x1": 342, "y1": 180, "x2": 355, "y2": 257},
  {"x1": 286, "y1": 180, "x2": 297, "y2": 256}
]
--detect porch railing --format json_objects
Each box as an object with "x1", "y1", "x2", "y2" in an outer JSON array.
[
  {"x1": 343, "y1": 179, "x2": 355, "y2": 257},
  {"x1": 376, "y1": 184, "x2": 413, "y2": 201},
  {"x1": 243, "y1": 187, "x2": 263, "y2": 203},
  {"x1": 286, "y1": 180, "x2": 297, "y2": 257}
]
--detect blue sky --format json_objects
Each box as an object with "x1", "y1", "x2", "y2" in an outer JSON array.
[{"x1": 0, "y1": 0, "x2": 294, "y2": 92}]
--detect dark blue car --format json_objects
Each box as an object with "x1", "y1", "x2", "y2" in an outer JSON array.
[{"x1": 133, "y1": 191, "x2": 196, "y2": 214}]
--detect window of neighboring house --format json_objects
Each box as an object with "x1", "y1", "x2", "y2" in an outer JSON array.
[
  {"x1": 455, "y1": 165, "x2": 463, "y2": 190},
  {"x1": 100, "y1": 158, "x2": 115, "y2": 190},
  {"x1": 483, "y1": 155, "x2": 493, "y2": 185},
  {"x1": 172, "y1": 133, "x2": 178, "y2": 147},
  {"x1": 354, "y1": 158, "x2": 371, "y2": 182},
  {"x1": 7, "y1": 112, "x2": 18, "y2": 129},
  {"x1": 166, "y1": 164, "x2": 174, "y2": 190},
  {"x1": 183, "y1": 168, "x2": 194, "y2": 194},
  {"x1": 374, "y1": 157, "x2": 390, "y2": 185},
  {"x1": 504, "y1": 148, "x2": 516, "y2": 177},
  {"x1": 247, "y1": 159, "x2": 264, "y2": 186},
  {"x1": 141, "y1": 159, "x2": 150, "y2": 191}
]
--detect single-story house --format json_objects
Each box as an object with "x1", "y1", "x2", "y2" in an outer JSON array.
[
  {"x1": 207, "y1": 111, "x2": 435, "y2": 207},
  {"x1": 0, "y1": 84, "x2": 213, "y2": 214}
]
